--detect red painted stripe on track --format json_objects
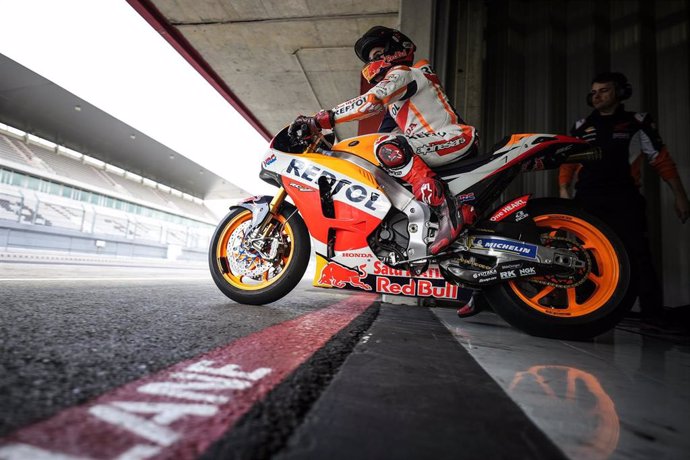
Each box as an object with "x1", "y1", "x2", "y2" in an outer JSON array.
[{"x1": 0, "y1": 294, "x2": 376, "y2": 460}]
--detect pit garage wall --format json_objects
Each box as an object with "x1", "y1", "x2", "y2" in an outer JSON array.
[{"x1": 400, "y1": 0, "x2": 690, "y2": 307}]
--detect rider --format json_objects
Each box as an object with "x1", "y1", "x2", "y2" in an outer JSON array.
[{"x1": 291, "y1": 26, "x2": 478, "y2": 255}]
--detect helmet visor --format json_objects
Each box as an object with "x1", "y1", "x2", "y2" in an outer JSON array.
[{"x1": 362, "y1": 60, "x2": 391, "y2": 83}]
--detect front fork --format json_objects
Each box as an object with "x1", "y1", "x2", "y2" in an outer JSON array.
[
  {"x1": 262, "y1": 187, "x2": 287, "y2": 235},
  {"x1": 237, "y1": 187, "x2": 287, "y2": 232}
]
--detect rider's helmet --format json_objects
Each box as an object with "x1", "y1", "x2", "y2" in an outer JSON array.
[{"x1": 355, "y1": 26, "x2": 416, "y2": 84}]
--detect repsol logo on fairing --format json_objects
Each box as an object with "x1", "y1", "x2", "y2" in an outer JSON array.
[{"x1": 286, "y1": 158, "x2": 380, "y2": 211}]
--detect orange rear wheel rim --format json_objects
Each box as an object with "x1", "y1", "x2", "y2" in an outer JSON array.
[
  {"x1": 215, "y1": 210, "x2": 294, "y2": 290},
  {"x1": 509, "y1": 214, "x2": 619, "y2": 317}
]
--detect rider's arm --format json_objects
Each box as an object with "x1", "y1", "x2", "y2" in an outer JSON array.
[
  {"x1": 558, "y1": 164, "x2": 581, "y2": 198},
  {"x1": 636, "y1": 112, "x2": 680, "y2": 181},
  {"x1": 636, "y1": 112, "x2": 689, "y2": 222},
  {"x1": 318, "y1": 67, "x2": 416, "y2": 128},
  {"x1": 559, "y1": 120, "x2": 586, "y2": 198}
]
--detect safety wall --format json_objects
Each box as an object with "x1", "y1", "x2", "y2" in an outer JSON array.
[
  {"x1": 410, "y1": 0, "x2": 690, "y2": 306},
  {"x1": 0, "y1": 220, "x2": 168, "y2": 259}
]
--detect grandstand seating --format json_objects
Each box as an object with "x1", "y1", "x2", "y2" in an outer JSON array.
[
  {"x1": 104, "y1": 171, "x2": 169, "y2": 206},
  {"x1": 0, "y1": 135, "x2": 31, "y2": 166},
  {"x1": 28, "y1": 143, "x2": 113, "y2": 190},
  {"x1": 1, "y1": 129, "x2": 218, "y2": 251},
  {"x1": 92, "y1": 214, "x2": 129, "y2": 237},
  {"x1": 0, "y1": 196, "x2": 18, "y2": 221},
  {"x1": 40, "y1": 202, "x2": 85, "y2": 230},
  {"x1": 1, "y1": 132, "x2": 217, "y2": 220},
  {"x1": 167, "y1": 193, "x2": 218, "y2": 221},
  {"x1": 131, "y1": 220, "x2": 163, "y2": 242},
  {"x1": 165, "y1": 227, "x2": 189, "y2": 246}
]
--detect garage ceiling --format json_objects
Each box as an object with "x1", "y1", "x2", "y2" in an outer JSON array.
[
  {"x1": 0, "y1": 53, "x2": 242, "y2": 201},
  {"x1": 134, "y1": 0, "x2": 400, "y2": 141}
]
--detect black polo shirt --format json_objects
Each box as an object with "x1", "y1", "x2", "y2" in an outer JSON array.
[{"x1": 570, "y1": 104, "x2": 665, "y2": 196}]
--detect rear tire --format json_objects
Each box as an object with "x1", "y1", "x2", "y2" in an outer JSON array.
[
  {"x1": 209, "y1": 204, "x2": 310, "y2": 305},
  {"x1": 484, "y1": 198, "x2": 634, "y2": 339}
]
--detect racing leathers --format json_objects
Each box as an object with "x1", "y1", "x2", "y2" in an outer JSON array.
[
  {"x1": 559, "y1": 105, "x2": 681, "y2": 318},
  {"x1": 316, "y1": 59, "x2": 478, "y2": 254}
]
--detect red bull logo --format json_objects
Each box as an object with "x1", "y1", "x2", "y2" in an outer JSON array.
[{"x1": 318, "y1": 262, "x2": 372, "y2": 291}]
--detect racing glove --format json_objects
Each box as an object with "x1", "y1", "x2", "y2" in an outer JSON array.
[{"x1": 289, "y1": 110, "x2": 334, "y2": 140}]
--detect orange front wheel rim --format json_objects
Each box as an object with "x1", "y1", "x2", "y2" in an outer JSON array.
[
  {"x1": 509, "y1": 214, "x2": 619, "y2": 317},
  {"x1": 215, "y1": 210, "x2": 294, "y2": 290}
]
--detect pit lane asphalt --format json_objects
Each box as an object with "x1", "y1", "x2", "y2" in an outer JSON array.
[
  {"x1": 2, "y1": 262, "x2": 566, "y2": 459},
  {"x1": 0, "y1": 263, "x2": 354, "y2": 438}
]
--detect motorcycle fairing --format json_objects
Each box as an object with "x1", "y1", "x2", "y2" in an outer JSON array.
[
  {"x1": 331, "y1": 134, "x2": 381, "y2": 166},
  {"x1": 262, "y1": 149, "x2": 390, "y2": 252},
  {"x1": 489, "y1": 194, "x2": 531, "y2": 222},
  {"x1": 443, "y1": 134, "x2": 581, "y2": 195},
  {"x1": 261, "y1": 146, "x2": 462, "y2": 299},
  {"x1": 261, "y1": 143, "x2": 434, "y2": 260}
]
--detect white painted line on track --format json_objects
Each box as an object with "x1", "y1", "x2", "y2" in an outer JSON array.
[{"x1": 0, "y1": 293, "x2": 377, "y2": 460}]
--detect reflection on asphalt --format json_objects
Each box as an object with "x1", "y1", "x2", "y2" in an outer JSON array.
[{"x1": 433, "y1": 308, "x2": 690, "y2": 460}]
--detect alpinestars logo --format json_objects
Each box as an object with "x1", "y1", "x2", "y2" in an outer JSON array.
[{"x1": 420, "y1": 183, "x2": 434, "y2": 205}]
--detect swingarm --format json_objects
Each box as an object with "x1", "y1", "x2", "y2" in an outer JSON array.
[{"x1": 438, "y1": 232, "x2": 589, "y2": 287}]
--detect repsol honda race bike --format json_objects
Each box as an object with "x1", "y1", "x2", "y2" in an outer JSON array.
[{"x1": 209, "y1": 126, "x2": 634, "y2": 339}]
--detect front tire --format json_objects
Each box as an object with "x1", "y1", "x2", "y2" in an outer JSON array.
[
  {"x1": 209, "y1": 204, "x2": 310, "y2": 304},
  {"x1": 484, "y1": 199, "x2": 635, "y2": 339}
]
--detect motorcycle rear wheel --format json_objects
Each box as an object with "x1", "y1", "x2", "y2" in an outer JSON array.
[
  {"x1": 484, "y1": 199, "x2": 634, "y2": 339},
  {"x1": 209, "y1": 204, "x2": 310, "y2": 305}
]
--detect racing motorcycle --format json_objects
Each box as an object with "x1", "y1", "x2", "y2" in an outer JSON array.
[{"x1": 209, "y1": 126, "x2": 634, "y2": 339}]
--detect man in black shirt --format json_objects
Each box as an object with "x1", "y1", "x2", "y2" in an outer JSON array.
[{"x1": 560, "y1": 72, "x2": 689, "y2": 323}]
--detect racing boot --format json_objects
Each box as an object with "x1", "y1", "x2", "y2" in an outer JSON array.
[
  {"x1": 397, "y1": 155, "x2": 468, "y2": 255},
  {"x1": 457, "y1": 293, "x2": 480, "y2": 318},
  {"x1": 429, "y1": 193, "x2": 464, "y2": 255}
]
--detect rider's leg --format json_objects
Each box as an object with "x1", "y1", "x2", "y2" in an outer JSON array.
[{"x1": 374, "y1": 135, "x2": 468, "y2": 254}]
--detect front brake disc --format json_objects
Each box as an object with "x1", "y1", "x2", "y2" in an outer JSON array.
[{"x1": 227, "y1": 221, "x2": 272, "y2": 278}]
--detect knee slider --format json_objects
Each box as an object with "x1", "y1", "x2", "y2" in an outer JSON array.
[{"x1": 375, "y1": 135, "x2": 414, "y2": 172}]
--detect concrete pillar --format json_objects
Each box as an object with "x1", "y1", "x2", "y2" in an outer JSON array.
[
  {"x1": 453, "y1": 0, "x2": 485, "y2": 129},
  {"x1": 400, "y1": 0, "x2": 435, "y2": 61}
]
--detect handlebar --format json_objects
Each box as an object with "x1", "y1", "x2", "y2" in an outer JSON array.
[{"x1": 289, "y1": 125, "x2": 333, "y2": 153}]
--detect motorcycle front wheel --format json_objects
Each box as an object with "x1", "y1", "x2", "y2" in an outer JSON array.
[
  {"x1": 484, "y1": 199, "x2": 635, "y2": 340},
  {"x1": 209, "y1": 203, "x2": 310, "y2": 305}
]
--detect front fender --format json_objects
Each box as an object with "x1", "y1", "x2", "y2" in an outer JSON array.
[{"x1": 233, "y1": 195, "x2": 273, "y2": 231}]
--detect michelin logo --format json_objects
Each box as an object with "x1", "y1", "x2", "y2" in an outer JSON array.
[{"x1": 473, "y1": 238, "x2": 538, "y2": 259}]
